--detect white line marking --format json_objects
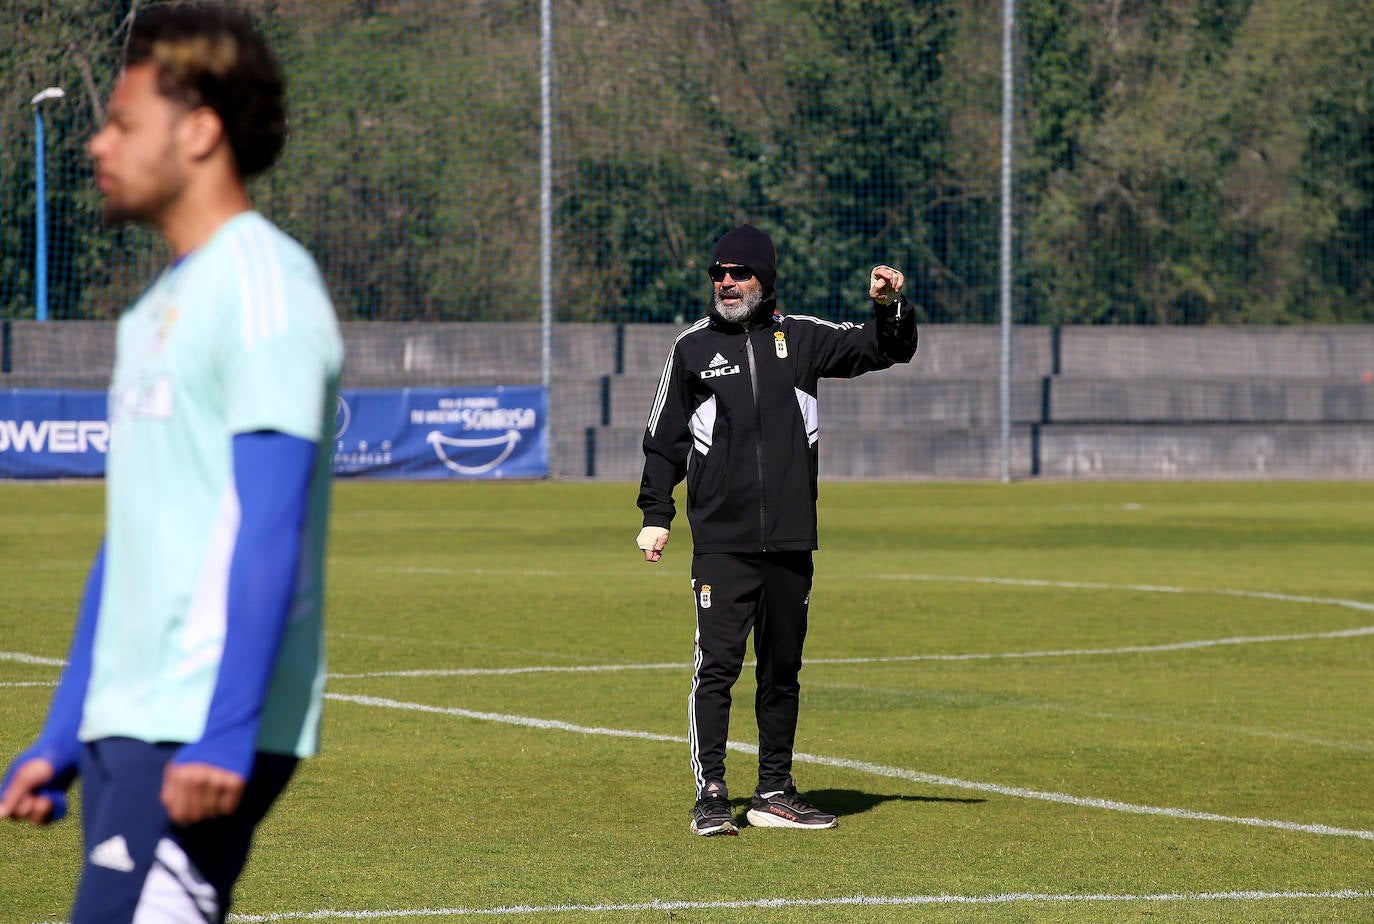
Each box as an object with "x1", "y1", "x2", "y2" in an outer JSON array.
[
  {"x1": 20, "y1": 574, "x2": 1365, "y2": 681},
  {"x1": 327, "y1": 693, "x2": 684, "y2": 744},
  {"x1": 790, "y1": 751, "x2": 1374, "y2": 840},
  {"x1": 872, "y1": 573, "x2": 1374, "y2": 614},
  {"x1": 0, "y1": 681, "x2": 57, "y2": 688},
  {"x1": 372, "y1": 565, "x2": 1374, "y2": 616},
  {"x1": 0, "y1": 651, "x2": 65, "y2": 666},
  {"x1": 325, "y1": 693, "x2": 1374, "y2": 842},
  {"x1": 805, "y1": 624, "x2": 1374, "y2": 664},
  {"x1": 12, "y1": 614, "x2": 1374, "y2": 685},
  {"x1": 326, "y1": 572, "x2": 1374, "y2": 678},
  {"x1": 329, "y1": 663, "x2": 685, "y2": 680},
  {"x1": 228, "y1": 890, "x2": 1374, "y2": 920},
  {"x1": 378, "y1": 566, "x2": 564, "y2": 577},
  {"x1": 326, "y1": 621, "x2": 1374, "y2": 679}
]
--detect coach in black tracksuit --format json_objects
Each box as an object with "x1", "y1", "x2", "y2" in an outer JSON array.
[{"x1": 636, "y1": 224, "x2": 918, "y2": 836}]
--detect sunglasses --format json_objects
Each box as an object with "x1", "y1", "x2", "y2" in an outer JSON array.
[{"x1": 708, "y1": 264, "x2": 755, "y2": 283}]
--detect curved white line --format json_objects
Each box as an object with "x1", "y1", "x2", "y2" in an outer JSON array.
[
  {"x1": 803, "y1": 624, "x2": 1374, "y2": 664},
  {"x1": 325, "y1": 617, "x2": 1372, "y2": 678},
  {"x1": 873, "y1": 572, "x2": 1374, "y2": 613},
  {"x1": 368, "y1": 565, "x2": 1374, "y2": 618},
  {"x1": 342, "y1": 571, "x2": 1374, "y2": 675}
]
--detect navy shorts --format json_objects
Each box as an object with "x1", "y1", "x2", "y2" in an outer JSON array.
[{"x1": 71, "y1": 737, "x2": 297, "y2": 924}]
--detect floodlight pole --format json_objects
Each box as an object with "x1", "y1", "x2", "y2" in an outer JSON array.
[
  {"x1": 539, "y1": 1, "x2": 553, "y2": 391},
  {"x1": 539, "y1": 0, "x2": 556, "y2": 476},
  {"x1": 32, "y1": 87, "x2": 66, "y2": 322},
  {"x1": 998, "y1": 0, "x2": 1015, "y2": 482}
]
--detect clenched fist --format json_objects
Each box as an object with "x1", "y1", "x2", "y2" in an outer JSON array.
[{"x1": 869, "y1": 265, "x2": 905, "y2": 306}]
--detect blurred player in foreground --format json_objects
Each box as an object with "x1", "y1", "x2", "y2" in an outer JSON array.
[
  {"x1": 636, "y1": 224, "x2": 918, "y2": 836},
  {"x1": 0, "y1": 4, "x2": 343, "y2": 921}
]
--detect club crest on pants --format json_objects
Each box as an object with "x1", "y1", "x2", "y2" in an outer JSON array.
[{"x1": 699, "y1": 584, "x2": 712, "y2": 609}]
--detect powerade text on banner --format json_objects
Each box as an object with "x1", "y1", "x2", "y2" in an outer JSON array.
[
  {"x1": 0, "y1": 390, "x2": 109, "y2": 478},
  {"x1": 0, "y1": 386, "x2": 547, "y2": 480},
  {"x1": 332, "y1": 387, "x2": 546, "y2": 479}
]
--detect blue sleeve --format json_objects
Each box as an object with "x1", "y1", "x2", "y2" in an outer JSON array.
[
  {"x1": 0, "y1": 541, "x2": 105, "y2": 821},
  {"x1": 172, "y1": 431, "x2": 317, "y2": 778}
]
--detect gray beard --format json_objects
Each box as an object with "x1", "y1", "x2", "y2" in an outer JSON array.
[{"x1": 713, "y1": 286, "x2": 763, "y2": 324}]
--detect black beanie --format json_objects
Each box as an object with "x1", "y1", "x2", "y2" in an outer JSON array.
[{"x1": 710, "y1": 224, "x2": 777, "y2": 293}]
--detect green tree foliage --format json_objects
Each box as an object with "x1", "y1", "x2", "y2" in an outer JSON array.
[
  {"x1": 1293, "y1": 4, "x2": 1374, "y2": 321},
  {"x1": 1, "y1": 0, "x2": 1371, "y2": 324},
  {"x1": 766, "y1": 0, "x2": 960, "y2": 322},
  {"x1": 1020, "y1": 0, "x2": 1374, "y2": 324},
  {"x1": 0, "y1": 0, "x2": 132, "y2": 320}
]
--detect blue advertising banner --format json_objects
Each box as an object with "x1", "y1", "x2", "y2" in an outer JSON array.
[
  {"x1": 0, "y1": 390, "x2": 109, "y2": 478},
  {"x1": 0, "y1": 386, "x2": 547, "y2": 480},
  {"x1": 332, "y1": 386, "x2": 547, "y2": 479}
]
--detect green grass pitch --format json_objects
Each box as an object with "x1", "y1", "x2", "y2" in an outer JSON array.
[{"x1": 1, "y1": 479, "x2": 1372, "y2": 922}]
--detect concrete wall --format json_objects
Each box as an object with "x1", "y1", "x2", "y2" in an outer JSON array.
[
  {"x1": 5, "y1": 319, "x2": 1373, "y2": 480},
  {"x1": 1036, "y1": 424, "x2": 1374, "y2": 479},
  {"x1": 1047, "y1": 377, "x2": 1374, "y2": 423},
  {"x1": 1, "y1": 320, "x2": 115, "y2": 389},
  {"x1": 338, "y1": 322, "x2": 617, "y2": 385},
  {"x1": 1059, "y1": 326, "x2": 1374, "y2": 377}
]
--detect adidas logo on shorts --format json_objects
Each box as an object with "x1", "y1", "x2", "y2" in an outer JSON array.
[{"x1": 90, "y1": 834, "x2": 136, "y2": 872}]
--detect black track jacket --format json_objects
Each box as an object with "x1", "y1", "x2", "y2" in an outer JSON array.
[{"x1": 638, "y1": 296, "x2": 917, "y2": 553}]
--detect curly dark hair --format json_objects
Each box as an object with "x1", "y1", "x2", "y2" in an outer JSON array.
[{"x1": 125, "y1": 2, "x2": 287, "y2": 178}]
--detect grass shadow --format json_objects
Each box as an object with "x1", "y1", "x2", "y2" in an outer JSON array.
[{"x1": 732, "y1": 788, "x2": 984, "y2": 820}]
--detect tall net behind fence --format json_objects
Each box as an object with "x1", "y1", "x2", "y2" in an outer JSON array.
[{"x1": 2, "y1": 0, "x2": 1373, "y2": 478}]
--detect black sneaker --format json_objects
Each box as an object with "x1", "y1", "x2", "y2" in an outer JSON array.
[
  {"x1": 690, "y1": 781, "x2": 738, "y2": 836},
  {"x1": 746, "y1": 782, "x2": 837, "y2": 829}
]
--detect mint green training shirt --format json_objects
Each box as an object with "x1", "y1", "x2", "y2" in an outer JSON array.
[{"x1": 81, "y1": 211, "x2": 344, "y2": 757}]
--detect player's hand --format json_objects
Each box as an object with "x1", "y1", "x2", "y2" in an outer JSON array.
[
  {"x1": 161, "y1": 761, "x2": 246, "y2": 825},
  {"x1": 637, "y1": 526, "x2": 670, "y2": 563},
  {"x1": 0, "y1": 757, "x2": 60, "y2": 825},
  {"x1": 869, "y1": 265, "x2": 905, "y2": 306}
]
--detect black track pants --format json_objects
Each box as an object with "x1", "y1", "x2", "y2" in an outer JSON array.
[{"x1": 688, "y1": 551, "x2": 814, "y2": 798}]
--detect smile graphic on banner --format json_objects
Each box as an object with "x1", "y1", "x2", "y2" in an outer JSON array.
[
  {"x1": 426, "y1": 430, "x2": 523, "y2": 475},
  {"x1": 332, "y1": 386, "x2": 547, "y2": 479},
  {"x1": 334, "y1": 394, "x2": 351, "y2": 441}
]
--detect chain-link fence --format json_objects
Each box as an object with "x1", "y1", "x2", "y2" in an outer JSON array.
[{"x1": 3, "y1": 0, "x2": 1373, "y2": 479}]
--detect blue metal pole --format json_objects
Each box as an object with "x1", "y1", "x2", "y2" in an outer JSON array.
[
  {"x1": 35, "y1": 108, "x2": 48, "y2": 322},
  {"x1": 31, "y1": 87, "x2": 64, "y2": 321}
]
